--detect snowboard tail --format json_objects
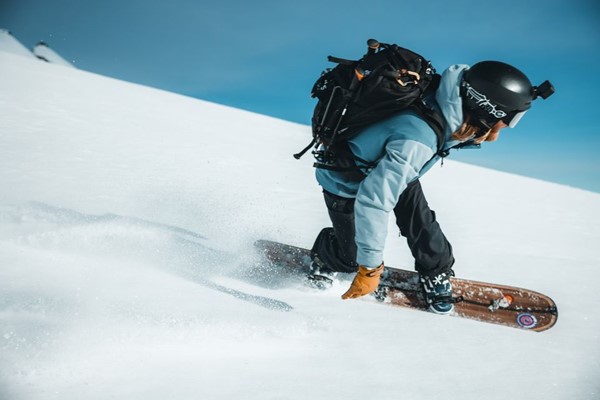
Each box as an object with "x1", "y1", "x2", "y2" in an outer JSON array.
[{"x1": 254, "y1": 240, "x2": 558, "y2": 332}]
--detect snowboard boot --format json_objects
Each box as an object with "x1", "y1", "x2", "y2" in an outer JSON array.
[
  {"x1": 307, "y1": 257, "x2": 337, "y2": 290},
  {"x1": 419, "y1": 270, "x2": 455, "y2": 315}
]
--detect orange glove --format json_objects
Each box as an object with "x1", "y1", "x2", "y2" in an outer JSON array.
[{"x1": 341, "y1": 264, "x2": 384, "y2": 300}]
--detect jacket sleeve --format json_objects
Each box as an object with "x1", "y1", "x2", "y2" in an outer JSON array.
[{"x1": 354, "y1": 139, "x2": 434, "y2": 267}]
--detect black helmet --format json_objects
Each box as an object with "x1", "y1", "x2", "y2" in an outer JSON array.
[{"x1": 460, "y1": 61, "x2": 555, "y2": 130}]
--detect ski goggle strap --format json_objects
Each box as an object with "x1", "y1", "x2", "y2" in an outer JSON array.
[
  {"x1": 505, "y1": 110, "x2": 527, "y2": 128},
  {"x1": 473, "y1": 109, "x2": 527, "y2": 131}
]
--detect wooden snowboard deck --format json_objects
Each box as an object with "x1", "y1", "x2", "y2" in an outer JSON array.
[{"x1": 254, "y1": 240, "x2": 558, "y2": 332}]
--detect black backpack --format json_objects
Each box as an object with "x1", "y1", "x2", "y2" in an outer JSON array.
[{"x1": 295, "y1": 39, "x2": 446, "y2": 181}]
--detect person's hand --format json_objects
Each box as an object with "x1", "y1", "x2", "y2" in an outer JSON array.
[{"x1": 341, "y1": 264, "x2": 384, "y2": 299}]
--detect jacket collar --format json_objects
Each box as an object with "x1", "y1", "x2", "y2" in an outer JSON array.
[{"x1": 435, "y1": 64, "x2": 469, "y2": 142}]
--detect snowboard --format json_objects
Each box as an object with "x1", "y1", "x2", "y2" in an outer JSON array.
[{"x1": 254, "y1": 240, "x2": 558, "y2": 332}]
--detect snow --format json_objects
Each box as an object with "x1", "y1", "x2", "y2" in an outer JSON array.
[
  {"x1": 32, "y1": 42, "x2": 76, "y2": 68},
  {"x1": 1, "y1": 49, "x2": 599, "y2": 399},
  {"x1": 0, "y1": 30, "x2": 36, "y2": 59}
]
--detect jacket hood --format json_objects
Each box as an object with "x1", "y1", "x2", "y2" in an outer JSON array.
[{"x1": 435, "y1": 64, "x2": 469, "y2": 141}]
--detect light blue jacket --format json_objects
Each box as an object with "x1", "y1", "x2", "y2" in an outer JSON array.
[{"x1": 315, "y1": 64, "x2": 472, "y2": 268}]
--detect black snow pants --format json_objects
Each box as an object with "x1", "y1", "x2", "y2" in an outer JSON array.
[{"x1": 310, "y1": 180, "x2": 455, "y2": 277}]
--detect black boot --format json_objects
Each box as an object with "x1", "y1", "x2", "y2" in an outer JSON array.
[
  {"x1": 307, "y1": 256, "x2": 338, "y2": 290},
  {"x1": 419, "y1": 271, "x2": 455, "y2": 314}
]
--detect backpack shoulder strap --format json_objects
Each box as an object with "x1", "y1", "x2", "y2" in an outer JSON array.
[
  {"x1": 411, "y1": 73, "x2": 448, "y2": 157},
  {"x1": 412, "y1": 102, "x2": 447, "y2": 157}
]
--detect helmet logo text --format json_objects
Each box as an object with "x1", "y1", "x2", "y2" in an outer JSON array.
[{"x1": 464, "y1": 83, "x2": 507, "y2": 119}]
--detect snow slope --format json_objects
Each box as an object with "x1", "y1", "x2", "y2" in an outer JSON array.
[
  {"x1": 32, "y1": 42, "x2": 75, "y2": 68},
  {"x1": 0, "y1": 30, "x2": 36, "y2": 59},
  {"x1": 1, "y1": 50, "x2": 599, "y2": 400}
]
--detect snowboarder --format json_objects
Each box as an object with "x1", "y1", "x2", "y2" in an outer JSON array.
[{"x1": 309, "y1": 61, "x2": 554, "y2": 314}]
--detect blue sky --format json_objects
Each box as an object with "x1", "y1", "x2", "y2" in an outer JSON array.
[{"x1": 2, "y1": 0, "x2": 599, "y2": 192}]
